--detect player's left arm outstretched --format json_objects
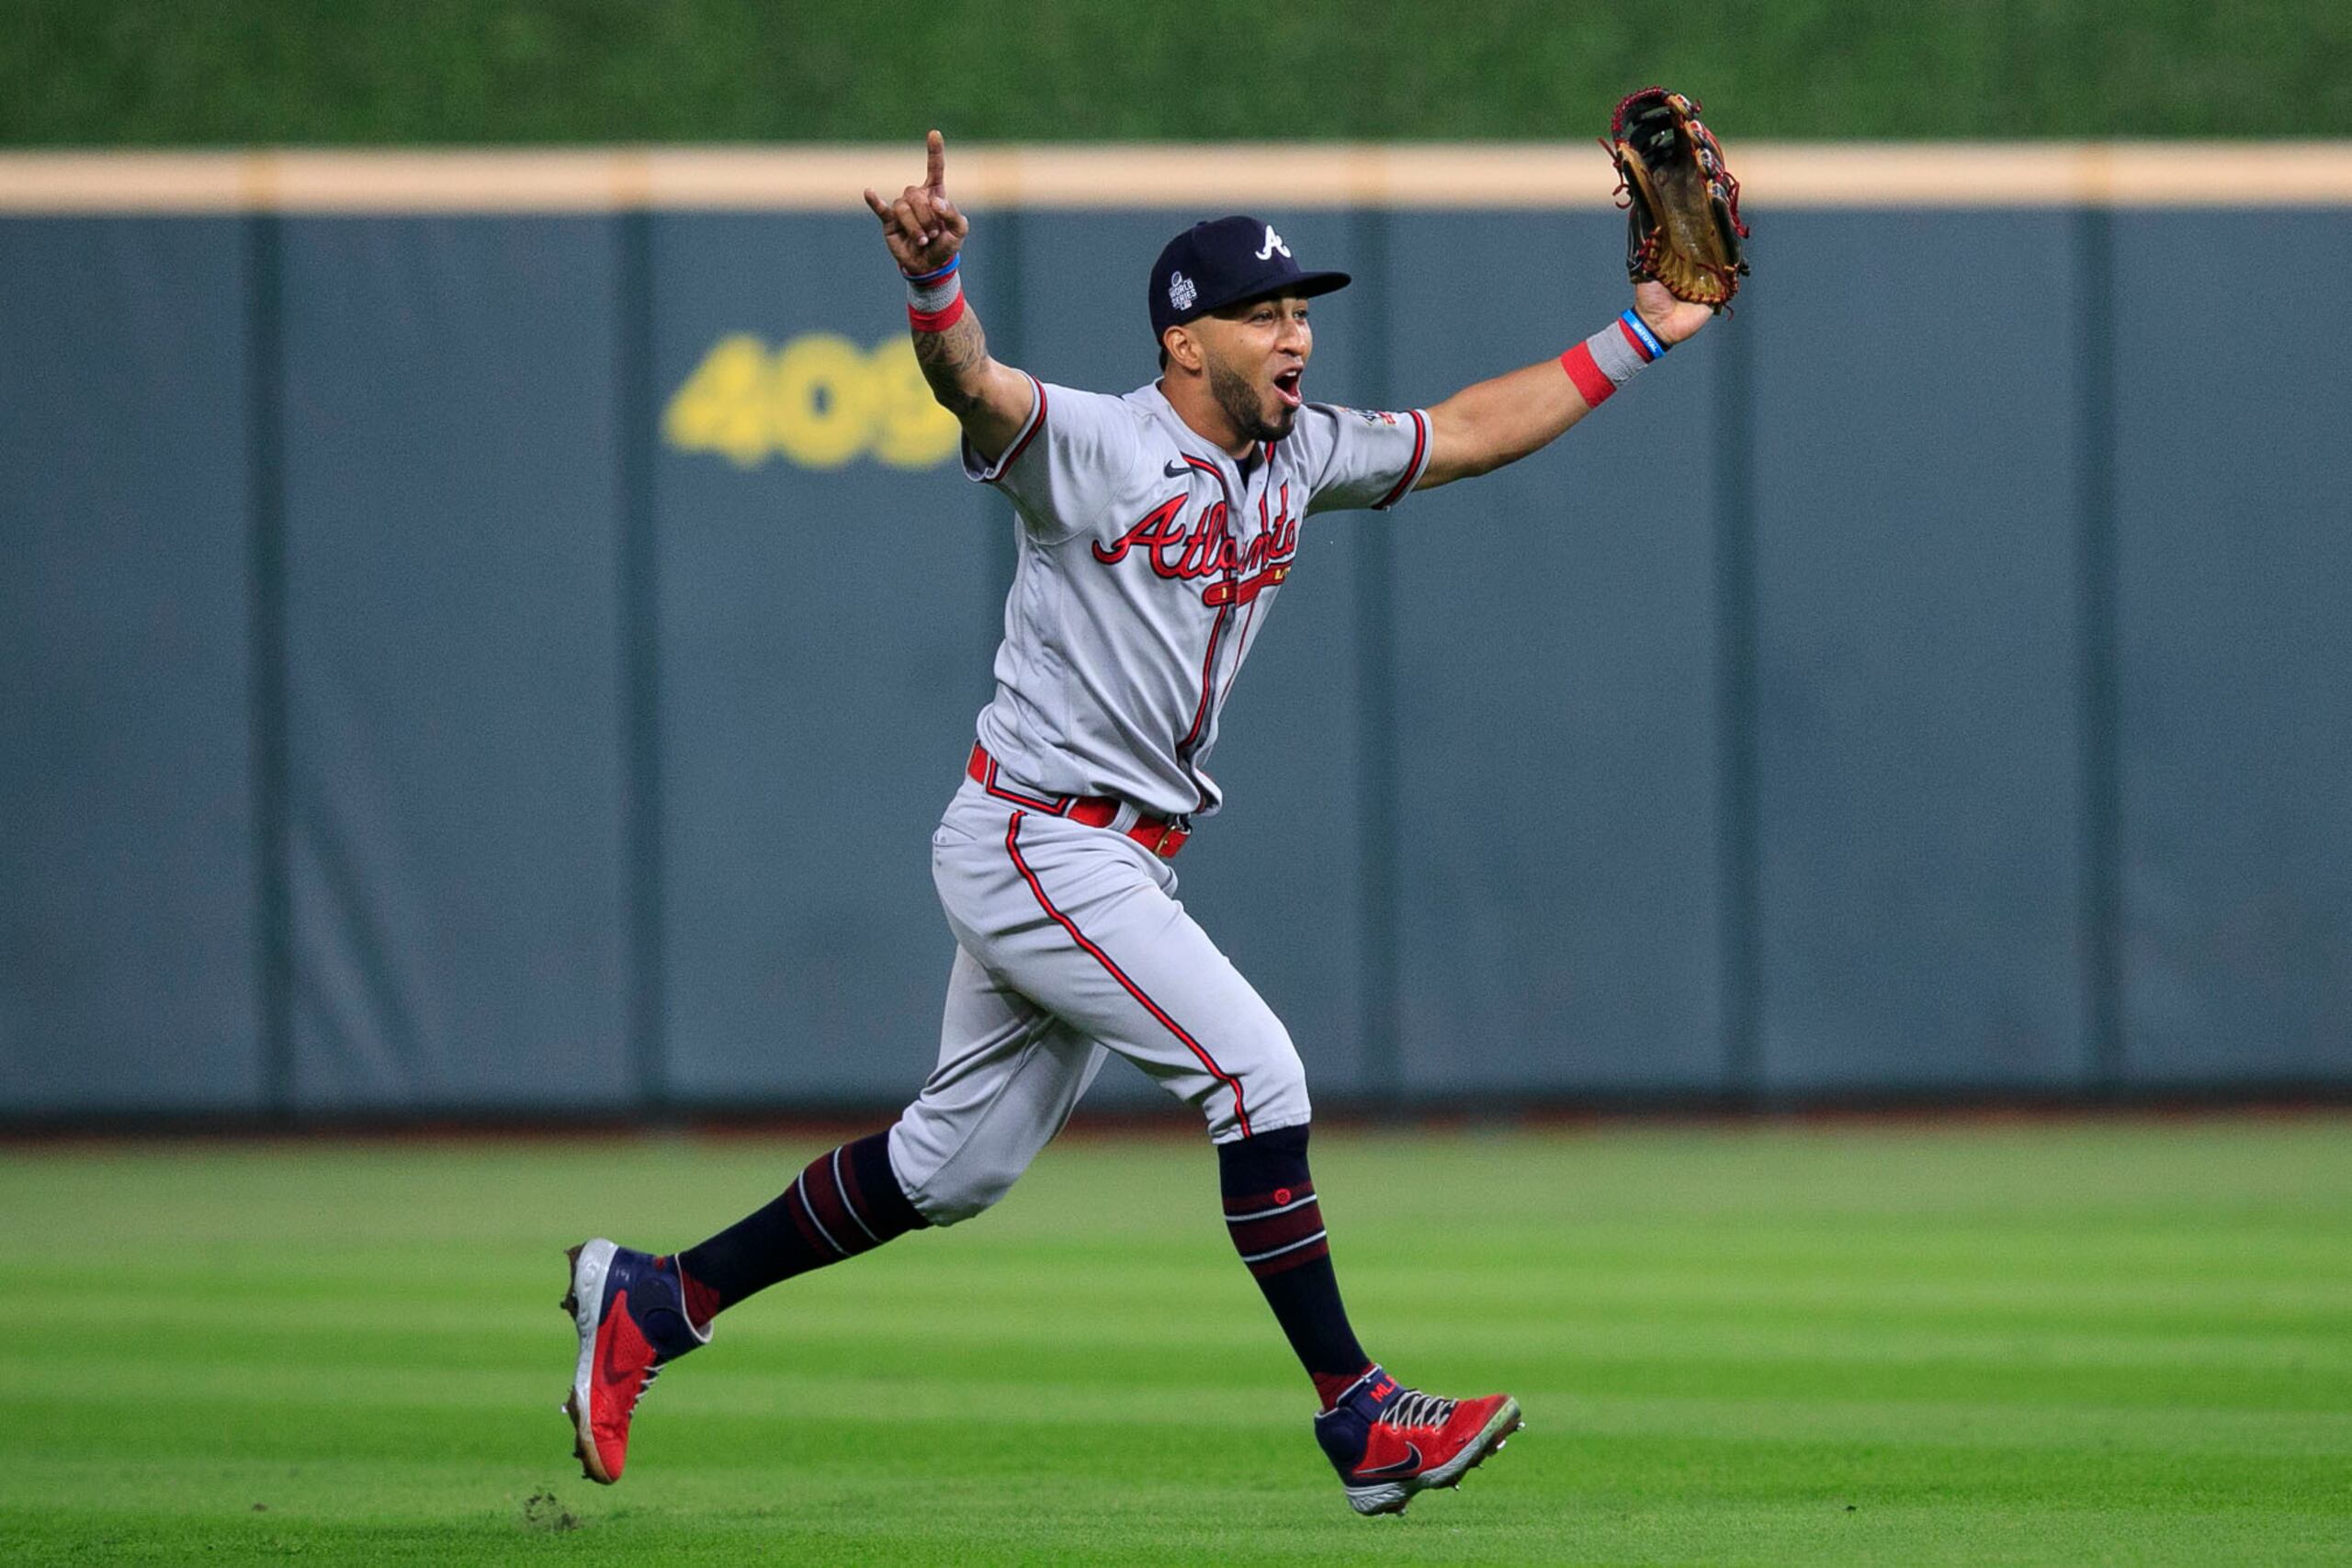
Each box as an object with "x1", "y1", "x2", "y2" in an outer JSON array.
[
  {"x1": 1413, "y1": 280, "x2": 1713, "y2": 490},
  {"x1": 863, "y1": 130, "x2": 1036, "y2": 462}
]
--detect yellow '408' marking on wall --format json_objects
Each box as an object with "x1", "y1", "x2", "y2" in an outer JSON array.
[{"x1": 663, "y1": 333, "x2": 961, "y2": 469}]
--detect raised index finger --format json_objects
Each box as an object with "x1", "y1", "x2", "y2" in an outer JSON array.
[{"x1": 924, "y1": 129, "x2": 947, "y2": 194}]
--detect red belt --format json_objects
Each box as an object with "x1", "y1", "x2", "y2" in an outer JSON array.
[{"x1": 966, "y1": 742, "x2": 1192, "y2": 859}]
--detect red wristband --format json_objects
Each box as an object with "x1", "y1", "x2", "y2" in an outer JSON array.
[
  {"x1": 909, "y1": 292, "x2": 967, "y2": 333},
  {"x1": 1559, "y1": 342, "x2": 1616, "y2": 408}
]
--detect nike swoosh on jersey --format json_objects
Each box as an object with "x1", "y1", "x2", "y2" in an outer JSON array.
[
  {"x1": 1355, "y1": 1442, "x2": 1424, "y2": 1479},
  {"x1": 1162, "y1": 458, "x2": 1193, "y2": 477}
]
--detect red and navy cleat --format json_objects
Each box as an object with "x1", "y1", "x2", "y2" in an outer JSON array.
[
  {"x1": 560, "y1": 1238, "x2": 710, "y2": 1483},
  {"x1": 1313, "y1": 1365, "x2": 1522, "y2": 1517}
]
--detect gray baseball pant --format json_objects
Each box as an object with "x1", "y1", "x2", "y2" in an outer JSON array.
[{"x1": 886, "y1": 775, "x2": 1312, "y2": 1224}]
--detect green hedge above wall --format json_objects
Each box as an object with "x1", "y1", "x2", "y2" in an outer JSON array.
[{"x1": 6, "y1": 0, "x2": 2347, "y2": 144}]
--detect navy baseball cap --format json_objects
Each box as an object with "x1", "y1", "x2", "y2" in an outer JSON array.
[{"x1": 1148, "y1": 216, "x2": 1351, "y2": 341}]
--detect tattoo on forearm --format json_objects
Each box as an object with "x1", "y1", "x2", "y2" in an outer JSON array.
[{"x1": 913, "y1": 312, "x2": 989, "y2": 413}]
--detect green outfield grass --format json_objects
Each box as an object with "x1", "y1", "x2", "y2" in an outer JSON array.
[{"x1": 3, "y1": 1119, "x2": 2347, "y2": 1564}]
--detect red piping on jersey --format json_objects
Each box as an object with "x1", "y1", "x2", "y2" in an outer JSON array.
[
  {"x1": 1373, "y1": 410, "x2": 1429, "y2": 510},
  {"x1": 1178, "y1": 554, "x2": 1228, "y2": 758},
  {"x1": 1217, "y1": 594, "x2": 1261, "y2": 704},
  {"x1": 985, "y1": 376, "x2": 1047, "y2": 481},
  {"x1": 1004, "y1": 810, "x2": 1252, "y2": 1136},
  {"x1": 1174, "y1": 454, "x2": 1238, "y2": 812}
]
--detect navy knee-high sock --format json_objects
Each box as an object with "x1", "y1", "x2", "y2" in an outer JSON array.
[
  {"x1": 675, "y1": 1130, "x2": 928, "y2": 1324},
  {"x1": 1217, "y1": 1123, "x2": 1373, "y2": 1407}
]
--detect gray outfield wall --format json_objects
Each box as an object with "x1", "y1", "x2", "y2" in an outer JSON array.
[{"x1": 3, "y1": 193, "x2": 2348, "y2": 1119}]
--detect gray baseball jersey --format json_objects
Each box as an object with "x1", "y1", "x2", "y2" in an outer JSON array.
[
  {"x1": 889, "y1": 376, "x2": 1430, "y2": 1213},
  {"x1": 965, "y1": 376, "x2": 1433, "y2": 817}
]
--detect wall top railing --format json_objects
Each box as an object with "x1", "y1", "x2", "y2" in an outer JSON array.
[{"x1": 1, "y1": 142, "x2": 2349, "y2": 215}]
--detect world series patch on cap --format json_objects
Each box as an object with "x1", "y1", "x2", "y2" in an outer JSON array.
[{"x1": 1148, "y1": 216, "x2": 1351, "y2": 340}]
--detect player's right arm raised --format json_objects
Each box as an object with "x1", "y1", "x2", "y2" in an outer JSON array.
[{"x1": 864, "y1": 131, "x2": 1035, "y2": 462}]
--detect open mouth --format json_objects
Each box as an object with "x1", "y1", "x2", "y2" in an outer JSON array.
[{"x1": 1273, "y1": 367, "x2": 1304, "y2": 410}]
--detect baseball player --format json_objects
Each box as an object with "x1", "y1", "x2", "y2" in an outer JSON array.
[{"x1": 563, "y1": 130, "x2": 1713, "y2": 1517}]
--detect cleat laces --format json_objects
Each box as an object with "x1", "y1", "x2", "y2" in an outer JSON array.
[
  {"x1": 1380, "y1": 1389, "x2": 1455, "y2": 1430},
  {"x1": 628, "y1": 1363, "x2": 661, "y2": 1416}
]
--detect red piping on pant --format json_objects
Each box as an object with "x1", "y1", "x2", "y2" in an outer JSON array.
[{"x1": 1002, "y1": 810, "x2": 1252, "y2": 1136}]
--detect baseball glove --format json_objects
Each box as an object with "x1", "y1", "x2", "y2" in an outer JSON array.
[{"x1": 1605, "y1": 87, "x2": 1749, "y2": 310}]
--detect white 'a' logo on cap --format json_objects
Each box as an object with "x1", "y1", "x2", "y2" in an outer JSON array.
[
  {"x1": 1256, "y1": 225, "x2": 1291, "y2": 260},
  {"x1": 1169, "y1": 271, "x2": 1197, "y2": 310}
]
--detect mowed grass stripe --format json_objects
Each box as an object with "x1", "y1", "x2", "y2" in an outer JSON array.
[
  {"x1": 11, "y1": 1357, "x2": 2346, "y2": 1437},
  {"x1": 13, "y1": 1360, "x2": 2352, "y2": 1460},
  {"x1": 57, "y1": 1228, "x2": 2336, "y2": 1275},
  {"x1": 2, "y1": 1122, "x2": 2347, "y2": 1564},
  {"x1": 4, "y1": 1427, "x2": 2346, "y2": 1567},
  {"x1": 17, "y1": 1307, "x2": 2348, "y2": 1393},
  {"x1": 22, "y1": 1288, "x2": 2352, "y2": 1363}
]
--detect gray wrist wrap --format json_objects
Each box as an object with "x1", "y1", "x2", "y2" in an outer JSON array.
[{"x1": 1585, "y1": 321, "x2": 1649, "y2": 389}]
